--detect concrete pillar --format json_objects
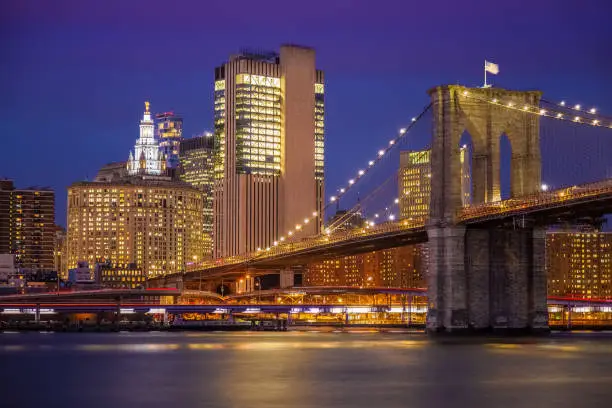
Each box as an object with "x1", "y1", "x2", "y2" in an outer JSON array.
[{"x1": 280, "y1": 269, "x2": 295, "y2": 288}]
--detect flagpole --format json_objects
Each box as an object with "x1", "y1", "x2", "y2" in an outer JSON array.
[{"x1": 483, "y1": 61, "x2": 487, "y2": 88}]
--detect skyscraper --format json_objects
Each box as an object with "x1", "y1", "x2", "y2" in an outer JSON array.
[
  {"x1": 213, "y1": 45, "x2": 325, "y2": 257},
  {"x1": 127, "y1": 102, "x2": 165, "y2": 176},
  {"x1": 179, "y1": 133, "x2": 215, "y2": 258},
  {"x1": 0, "y1": 179, "x2": 55, "y2": 271},
  {"x1": 398, "y1": 146, "x2": 471, "y2": 220},
  {"x1": 156, "y1": 111, "x2": 183, "y2": 169},
  {"x1": 399, "y1": 149, "x2": 431, "y2": 221}
]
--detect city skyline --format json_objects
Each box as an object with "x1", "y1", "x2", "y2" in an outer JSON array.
[{"x1": 2, "y1": 1, "x2": 611, "y2": 225}]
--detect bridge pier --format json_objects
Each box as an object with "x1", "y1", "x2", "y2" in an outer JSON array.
[{"x1": 427, "y1": 225, "x2": 549, "y2": 334}]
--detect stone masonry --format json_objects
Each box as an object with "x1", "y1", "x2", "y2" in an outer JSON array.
[{"x1": 426, "y1": 85, "x2": 548, "y2": 333}]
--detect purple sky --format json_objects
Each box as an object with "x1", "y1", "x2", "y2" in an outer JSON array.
[{"x1": 2, "y1": 0, "x2": 611, "y2": 226}]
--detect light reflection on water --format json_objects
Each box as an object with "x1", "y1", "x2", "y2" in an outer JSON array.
[{"x1": 1, "y1": 331, "x2": 612, "y2": 408}]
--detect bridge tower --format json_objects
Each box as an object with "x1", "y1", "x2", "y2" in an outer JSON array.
[{"x1": 427, "y1": 85, "x2": 548, "y2": 334}]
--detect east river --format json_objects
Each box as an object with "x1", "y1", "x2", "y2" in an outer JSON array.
[{"x1": 1, "y1": 330, "x2": 612, "y2": 408}]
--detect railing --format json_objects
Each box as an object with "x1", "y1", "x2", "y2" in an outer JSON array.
[
  {"x1": 187, "y1": 219, "x2": 425, "y2": 272},
  {"x1": 458, "y1": 178, "x2": 612, "y2": 222}
]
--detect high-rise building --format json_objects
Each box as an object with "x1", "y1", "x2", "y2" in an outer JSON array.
[
  {"x1": 127, "y1": 102, "x2": 166, "y2": 176},
  {"x1": 156, "y1": 112, "x2": 183, "y2": 169},
  {"x1": 213, "y1": 45, "x2": 325, "y2": 257},
  {"x1": 66, "y1": 178, "x2": 204, "y2": 277},
  {"x1": 0, "y1": 179, "x2": 55, "y2": 271},
  {"x1": 547, "y1": 231, "x2": 612, "y2": 299},
  {"x1": 399, "y1": 150, "x2": 431, "y2": 221},
  {"x1": 53, "y1": 225, "x2": 66, "y2": 277},
  {"x1": 398, "y1": 146, "x2": 470, "y2": 220},
  {"x1": 179, "y1": 134, "x2": 215, "y2": 258}
]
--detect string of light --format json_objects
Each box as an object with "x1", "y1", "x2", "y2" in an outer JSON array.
[
  {"x1": 460, "y1": 91, "x2": 612, "y2": 128},
  {"x1": 268, "y1": 103, "x2": 432, "y2": 248}
]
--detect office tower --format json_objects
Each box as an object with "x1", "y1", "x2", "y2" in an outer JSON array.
[
  {"x1": 179, "y1": 133, "x2": 215, "y2": 258},
  {"x1": 127, "y1": 102, "x2": 166, "y2": 176},
  {"x1": 399, "y1": 150, "x2": 431, "y2": 221},
  {"x1": 156, "y1": 111, "x2": 183, "y2": 169},
  {"x1": 213, "y1": 45, "x2": 325, "y2": 257},
  {"x1": 398, "y1": 146, "x2": 471, "y2": 220},
  {"x1": 0, "y1": 179, "x2": 55, "y2": 271},
  {"x1": 547, "y1": 231, "x2": 612, "y2": 299},
  {"x1": 66, "y1": 178, "x2": 204, "y2": 277}
]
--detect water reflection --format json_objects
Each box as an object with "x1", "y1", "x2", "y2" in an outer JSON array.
[{"x1": 1, "y1": 332, "x2": 611, "y2": 408}]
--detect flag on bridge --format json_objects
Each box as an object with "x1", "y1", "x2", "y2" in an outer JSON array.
[{"x1": 485, "y1": 60, "x2": 499, "y2": 75}]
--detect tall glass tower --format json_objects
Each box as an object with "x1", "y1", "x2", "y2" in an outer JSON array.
[{"x1": 213, "y1": 45, "x2": 325, "y2": 257}]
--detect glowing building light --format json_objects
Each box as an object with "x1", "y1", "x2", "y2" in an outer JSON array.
[
  {"x1": 340, "y1": 188, "x2": 345, "y2": 193},
  {"x1": 348, "y1": 179, "x2": 355, "y2": 185},
  {"x1": 378, "y1": 150, "x2": 385, "y2": 156},
  {"x1": 374, "y1": 213, "x2": 379, "y2": 218},
  {"x1": 556, "y1": 113, "x2": 563, "y2": 118},
  {"x1": 368, "y1": 161, "x2": 374, "y2": 166},
  {"x1": 358, "y1": 170, "x2": 365, "y2": 176},
  {"x1": 280, "y1": 237, "x2": 285, "y2": 241},
  {"x1": 394, "y1": 198, "x2": 399, "y2": 204},
  {"x1": 389, "y1": 140, "x2": 395, "y2": 145},
  {"x1": 574, "y1": 104, "x2": 581, "y2": 110},
  {"x1": 541, "y1": 184, "x2": 549, "y2": 192},
  {"x1": 330, "y1": 196, "x2": 337, "y2": 202},
  {"x1": 388, "y1": 214, "x2": 395, "y2": 221},
  {"x1": 574, "y1": 116, "x2": 581, "y2": 122},
  {"x1": 590, "y1": 108, "x2": 597, "y2": 114},
  {"x1": 560, "y1": 101, "x2": 566, "y2": 106},
  {"x1": 492, "y1": 98, "x2": 498, "y2": 103},
  {"x1": 463, "y1": 91, "x2": 468, "y2": 96},
  {"x1": 400, "y1": 128, "x2": 407, "y2": 134},
  {"x1": 273, "y1": 241, "x2": 278, "y2": 246},
  {"x1": 539, "y1": 109, "x2": 547, "y2": 115},
  {"x1": 523, "y1": 105, "x2": 529, "y2": 110},
  {"x1": 593, "y1": 119, "x2": 599, "y2": 125},
  {"x1": 508, "y1": 102, "x2": 514, "y2": 107}
]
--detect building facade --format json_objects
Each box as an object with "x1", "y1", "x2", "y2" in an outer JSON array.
[
  {"x1": 0, "y1": 179, "x2": 55, "y2": 271},
  {"x1": 179, "y1": 134, "x2": 215, "y2": 258},
  {"x1": 156, "y1": 112, "x2": 183, "y2": 170},
  {"x1": 398, "y1": 146, "x2": 470, "y2": 220},
  {"x1": 127, "y1": 102, "x2": 166, "y2": 176},
  {"x1": 305, "y1": 245, "x2": 428, "y2": 288},
  {"x1": 66, "y1": 178, "x2": 204, "y2": 277},
  {"x1": 547, "y1": 231, "x2": 612, "y2": 299},
  {"x1": 95, "y1": 262, "x2": 146, "y2": 289},
  {"x1": 53, "y1": 225, "x2": 66, "y2": 277},
  {"x1": 213, "y1": 45, "x2": 325, "y2": 257}
]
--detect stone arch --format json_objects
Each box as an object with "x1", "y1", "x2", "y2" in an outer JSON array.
[{"x1": 428, "y1": 85, "x2": 542, "y2": 221}]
